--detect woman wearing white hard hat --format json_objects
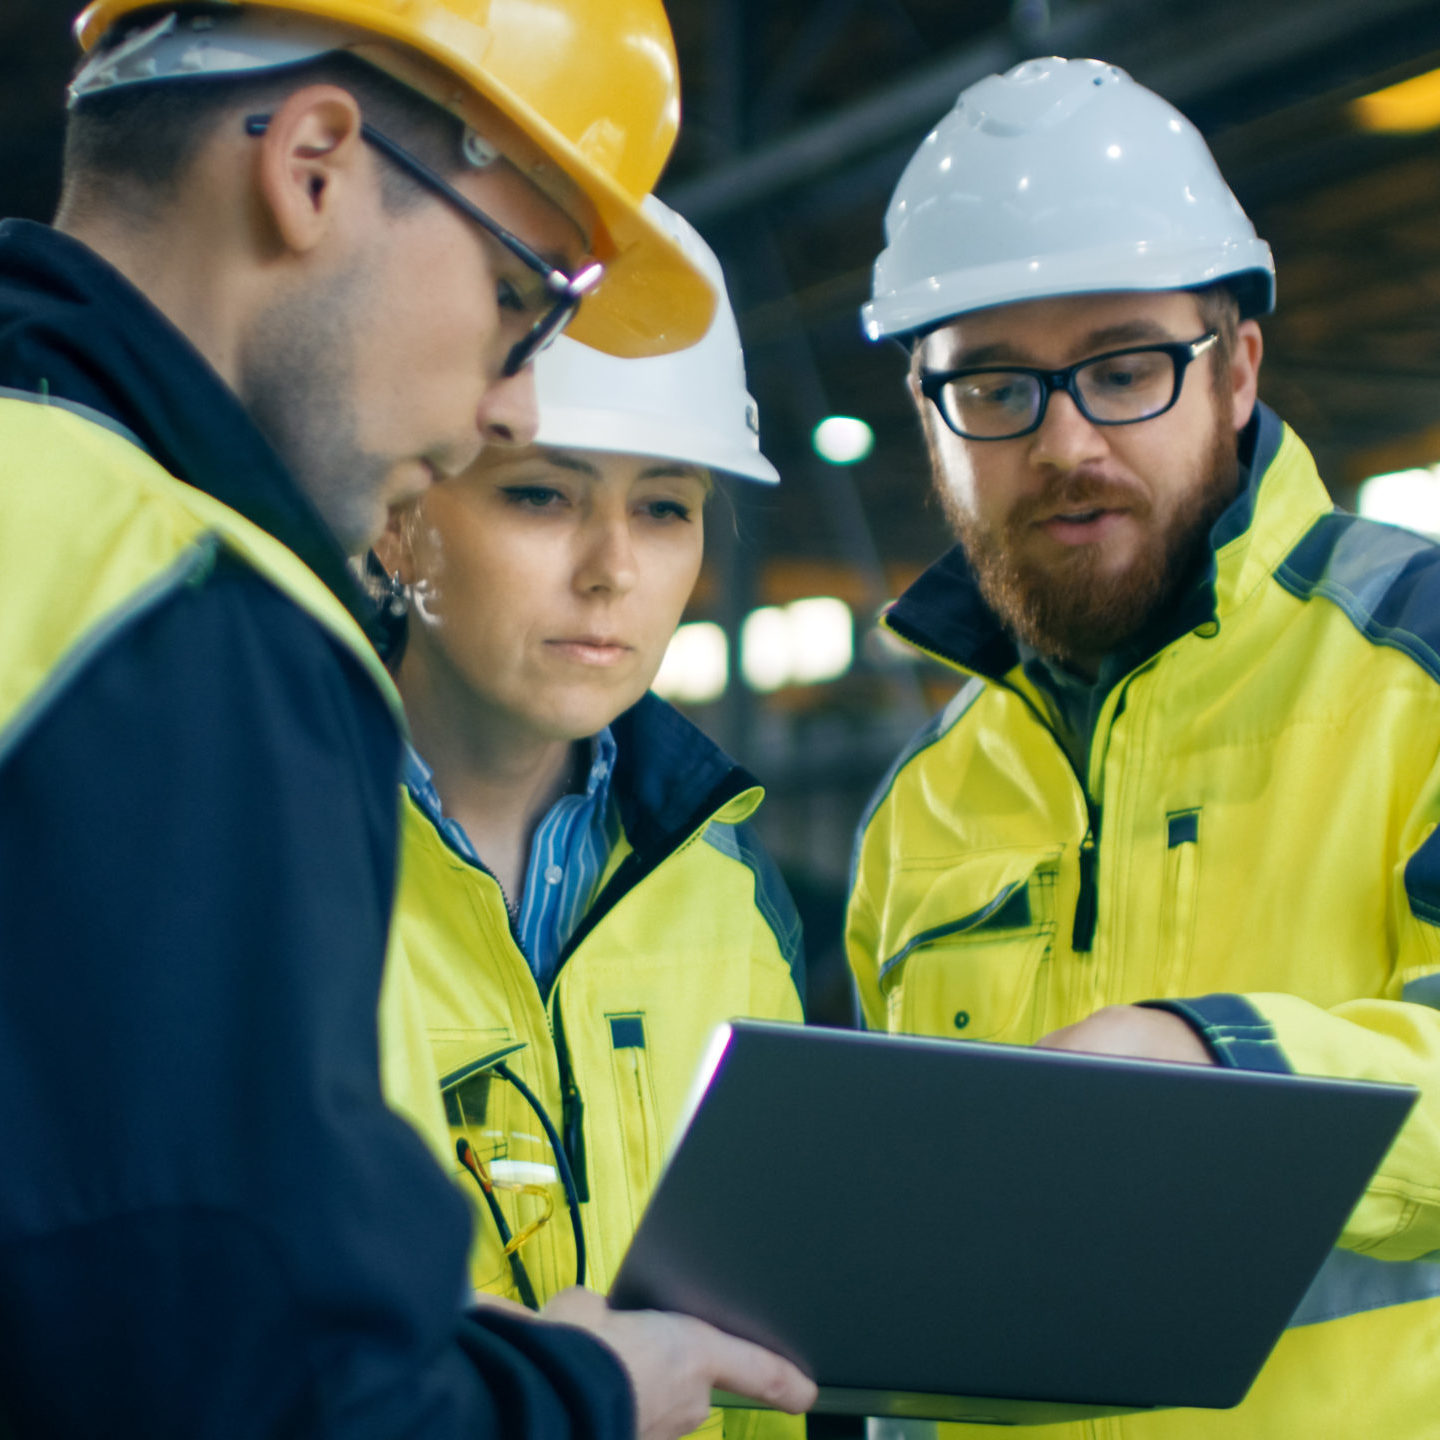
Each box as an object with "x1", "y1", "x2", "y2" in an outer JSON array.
[{"x1": 373, "y1": 201, "x2": 802, "y2": 1440}]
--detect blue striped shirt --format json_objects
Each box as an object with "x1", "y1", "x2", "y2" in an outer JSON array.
[{"x1": 402, "y1": 730, "x2": 621, "y2": 992}]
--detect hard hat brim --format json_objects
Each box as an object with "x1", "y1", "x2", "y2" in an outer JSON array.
[
  {"x1": 74, "y1": 0, "x2": 718, "y2": 358},
  {"x1": 864, "y1": 238, "x2": 1276, "y2": 341},
  {"x1": 535, "y1": 404, "x2": 781, "y2": 486}
]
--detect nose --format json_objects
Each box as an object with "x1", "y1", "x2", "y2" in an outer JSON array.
[
  {"x1": 574, "y1": 511, "x2": 638, "y2": 598},
  {"x1": 476, "y1": 366, "x2": 539, "y2": 449},
  {"x1": 1027, "y1": 386, "x2": 1110, "y2": 474}
]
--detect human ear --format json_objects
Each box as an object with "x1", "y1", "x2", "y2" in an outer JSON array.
[
  {"x1": 252, "y1": 85, "x2": 369, "y2": 255},
  {"x1": 1229, "y1": 319, "x2": 1264, "y2": 431}
]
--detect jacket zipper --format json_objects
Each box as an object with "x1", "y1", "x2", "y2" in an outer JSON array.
[
  {"x1": 1072, "y1": 801, "x2": 1101, "y2": 953},
  {"x1": 541, "y1": 783, "x2": 756, "y2": 1207},
  {"x1": 548, "y1": 997, "x2": 590, "y2": 1204}
]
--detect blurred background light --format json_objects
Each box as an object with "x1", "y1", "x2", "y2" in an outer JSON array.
[
  {"x1": 1356, "y1": 465, "x2": 1440, "y2": 536},
  {"x1": 785, "y1": 597, "x2": 855, "y2": 684},
  {"x1": 741, "y1": 597, "x2": 854, "y2": 692},
  {"x1": 652, "y1": 621, "x2": 729, "y2": 705},
  {"x1": 1351, "y1": 67, "x2": 1440, "y2": 133},
  {"x1": 740, "y1": 606, "x2": 794, "y2": 692},
  {"x1": 812, "y1": 415, "x2": 874, "y2": 466}
]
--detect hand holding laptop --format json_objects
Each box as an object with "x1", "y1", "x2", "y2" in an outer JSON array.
[{"x1": 544, "y1": 1285, "x2": 818, "y2": 1440}]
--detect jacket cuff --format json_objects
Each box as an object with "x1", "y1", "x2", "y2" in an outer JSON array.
[{"x1": 1139, "y1": 994, "x2": 1294, "y2": 1073}]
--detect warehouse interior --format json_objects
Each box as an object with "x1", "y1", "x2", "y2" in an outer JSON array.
[{"x1": 5, "y1": 0, "x2": 1440, "y2": 1031}]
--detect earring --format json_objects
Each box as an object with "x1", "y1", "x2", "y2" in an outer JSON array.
[{"x1": 384, "y1": 568, "x2": 409, "y2": 620}]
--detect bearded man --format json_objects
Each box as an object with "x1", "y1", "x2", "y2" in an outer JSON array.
[{"x1": 847, "y1": 58, "x2": 1440, "y2": 1440}]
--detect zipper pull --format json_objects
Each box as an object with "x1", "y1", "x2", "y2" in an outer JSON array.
[{"x1": 562, "y1": 1086, "x2": 589, "y2": 1204}]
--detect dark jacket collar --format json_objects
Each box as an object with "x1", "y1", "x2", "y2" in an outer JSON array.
[
  {"x1": 885, "y1": 402, "x2": 1285, "y2": 680},
  {"x1": 0, "y1": 219, "x2": 369, "y2": 626},
  {"x1": 610, "y1": 692, "x2": 759, "y2": 858},
  {"x1": 555, "y1": 691, "x2": 760, "y2": 967}
]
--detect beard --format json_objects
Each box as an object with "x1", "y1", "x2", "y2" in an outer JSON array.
[
  {"x1": 941, "y1": 405, "x2": 1240, "y2": 669},
  {"x1": 239, "y1": 264, "x2": 395, "y2": 557}
]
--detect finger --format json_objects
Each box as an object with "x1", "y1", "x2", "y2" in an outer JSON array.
[{"x1": 694, "y1": 1327, "x2": 818, "y2": 1414}]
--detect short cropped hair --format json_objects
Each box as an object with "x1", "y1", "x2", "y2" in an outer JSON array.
[
  {"x1": 1191, "y1": 281, "x2": 1242, "y2": 393},
  {"x1": 63, "y1": 8, "x2": 467, "y2": 218}
]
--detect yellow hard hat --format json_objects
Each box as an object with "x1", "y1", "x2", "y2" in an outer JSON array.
[{"x1": 72, "y1": 0, "x2": 716, "y2": 358}]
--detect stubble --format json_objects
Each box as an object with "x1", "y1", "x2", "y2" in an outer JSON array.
[{"x1": 239, "y1": 262, "x2": 394, "y2": 557}]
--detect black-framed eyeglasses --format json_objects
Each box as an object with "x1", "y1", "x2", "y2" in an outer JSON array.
[
  {"x1": 919, "y1": 332, "x2": 1219, "y2": 441},
  {"x1": 441, "y1": 1042, "x2": 585, "y2": 1311},
  {"x1": 245, "y1": 115, "x2": 604, "y2": 377}
]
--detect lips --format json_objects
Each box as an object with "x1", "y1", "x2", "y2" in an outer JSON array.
[
  {"x1": 1036, "y1": 507, "x2": 1132, "y2": 548},
  {"x1": 1020, "y1": 473, "x2": 1145, "y2": 538},
  {"x1": 1044, "y1": 506, "x2": 1110, "y2": 525},
  {"x1": 552, "y1": 635, "x2": 631, "y2": 649},
  {"x1": 545, "y1": 637, "x2": 634, "y2": 665}
]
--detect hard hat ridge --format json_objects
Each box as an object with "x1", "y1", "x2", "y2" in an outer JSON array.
[{"x1": 863, "y1": 56, "x2": 1275, "y2": 343}]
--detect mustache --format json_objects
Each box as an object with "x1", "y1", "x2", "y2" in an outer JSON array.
[{"x1": 1009, "y1": 471, "x2": 1150, "y2": 528}]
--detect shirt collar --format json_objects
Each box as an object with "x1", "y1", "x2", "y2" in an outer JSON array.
[{"x1": 403, "y1": 728, "x2": 618, "y2": 862}]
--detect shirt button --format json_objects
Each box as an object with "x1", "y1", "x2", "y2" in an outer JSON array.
[{"x1": 544, "y1": 864, "x2": 563, "y2": 886}]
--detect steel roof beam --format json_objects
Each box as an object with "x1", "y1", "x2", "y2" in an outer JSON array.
[{"x1": 664, "y1": 0, "x2": 1440, "y2": 224}]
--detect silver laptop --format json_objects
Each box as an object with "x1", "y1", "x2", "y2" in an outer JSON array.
[{"x1": 609, "y1": 1020, "x2": 1415, "y2": 1425}]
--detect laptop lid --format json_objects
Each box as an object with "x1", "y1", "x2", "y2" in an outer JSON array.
[{"x1": 610, "y1": 1021, "x2": 1416, "y2": 1423}]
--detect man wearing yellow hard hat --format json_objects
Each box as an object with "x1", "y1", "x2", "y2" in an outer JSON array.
[{"x1": 0, "y1": 4, "x2": 814, "y2": 1437}]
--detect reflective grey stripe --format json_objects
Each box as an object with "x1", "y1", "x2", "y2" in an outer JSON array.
[
  {"x1": 0, "y1": 384, "x2": 150, "y2": 455},
  {"x1": 1287, "y1": 1247, "x2": 1440, "y2": 1329},
  {"x1": 702, "y1": 820, "x2": 805, "y2": 985},
  {"x1": 1402, "y1": 972, "x2": 1440, "y2": 1010}
]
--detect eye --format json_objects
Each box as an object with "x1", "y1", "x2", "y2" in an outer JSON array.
[
  {"x1": 957, "y1": 374, "x2": 1031, "y2": 413},
  {"x1": 1088, "y1": 352, "x2": 1167, "y2": 391},
  {"x1": 640, "y1": 498, "x2": 694, "y2": 523},
  {"x1": 500, "y1": 484, "x2": 567, "y2": 510},
  {"x1": 496, "y1": 277, "x2": 530, "y2": 315}
]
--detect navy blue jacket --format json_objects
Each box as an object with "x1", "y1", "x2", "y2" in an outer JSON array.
[{"x1": 0, "y1": 220, "x2": 634, "y2": 1440}]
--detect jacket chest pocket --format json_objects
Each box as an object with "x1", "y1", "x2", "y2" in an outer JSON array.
[
  {"x1": 600, "y1": 1012, "x2": 662, "y2": 1276},
  {"x1": 880, "y1": 868, "x2": 1056, "y2": 1043},
  {"x1": 1157, "y1": 809, "x2": 1201, "y2": 996}
]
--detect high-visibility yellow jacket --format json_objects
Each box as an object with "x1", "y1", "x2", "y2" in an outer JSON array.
[
  {"x1": 0, "y1": 398, "x2": 403, "y2": 736},
  {"x1": 381, "y1": 692, "x2": 806, "y2": 1440},
  {"x1": 847, "y1": 405, "x2": 1440, "y2": 1440}
]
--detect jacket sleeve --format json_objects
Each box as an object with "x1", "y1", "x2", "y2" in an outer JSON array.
[
  {"x1": 1150, "y1": 761, "x2": 1440, "y2": 1264},
  {"x1": 0, "y1": 561, "x2": 634, "y2": 1440}
]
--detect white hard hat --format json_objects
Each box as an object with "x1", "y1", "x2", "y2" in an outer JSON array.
[
  {"x1": 863, "y1": 57, "x2": 1275, "y2": 342},
  {"x1": 533, "y1": 197, "x2": 779, "y2": 485}
]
